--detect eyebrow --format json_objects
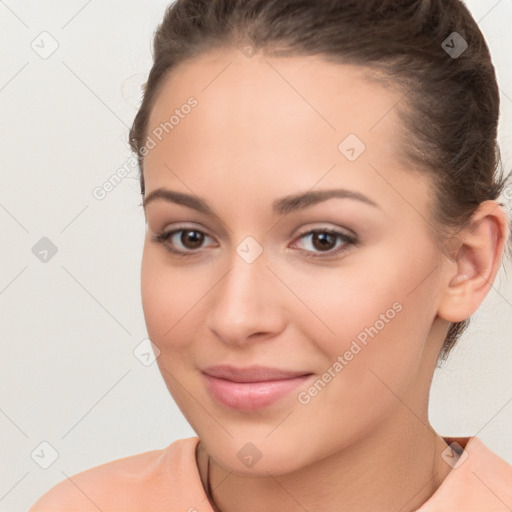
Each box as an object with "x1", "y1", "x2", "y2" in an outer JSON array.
[{"x1": 143, "y1": 187, "x2": 380, "y2": 216}]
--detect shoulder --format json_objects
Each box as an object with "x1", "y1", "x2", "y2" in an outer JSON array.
[
  {"x1": 28, "y1": 439, "x2": 199, "y2": 512},
  {"x1": 467, "y1": 437, "x2": 512, "y2": 499},
  {"x1": 420, "y1": 436, "x2": 512, "y2": 511}
]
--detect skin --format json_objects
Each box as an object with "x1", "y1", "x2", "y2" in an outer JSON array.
[{"x1": 140, "y1": 47, "x2": 509, "y2": 512}]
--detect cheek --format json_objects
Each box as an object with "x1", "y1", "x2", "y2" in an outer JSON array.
[
  {"x1": 289, "y1": 260, "x2": 404, "y2": 348},
  {"x1": 140, "y1": 247, "x2": 204, "y2": 407},
  {"x1": 140, "y1": 249, "x2": 167, "y2": 340},
  {"x1": 140, "y1": 243, "x2": 222, "y2": 370},
  {"x1": 293, "y1": 289, "x2": 426, "y2": 448},
  {"x1": 140, "y1": 245, "x2": 197, "y2": 343},
  {"x1": 299, "y1": 249, "x2": 436, "y2": 388}
]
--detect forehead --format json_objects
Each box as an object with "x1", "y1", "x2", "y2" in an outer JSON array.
[
  {"x1": 143, "y1": 48, "x2": 430, "y2": 219},
  {"x1": 147, "y1": 48, "x2": 402, "y2": 144}
]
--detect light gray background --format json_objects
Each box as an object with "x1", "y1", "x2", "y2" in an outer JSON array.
[{"x1": 0, "y1": 1, "x2": 511, "y2": 510}]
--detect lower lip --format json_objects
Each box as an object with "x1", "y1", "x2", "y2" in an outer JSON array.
[{"x1": 202, "y1": 374, "x2": 313, "y2": 411}]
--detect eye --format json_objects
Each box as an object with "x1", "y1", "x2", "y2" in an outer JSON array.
[
  {"x1": 152, "y1": 227, "x2": 216, "y2": 257},
  {"x1": 152, "y1": 225, "x2": 358, "y2": 259},
  {"x1": 291, "y1": 228, "x2": 358, "y2": 258}
]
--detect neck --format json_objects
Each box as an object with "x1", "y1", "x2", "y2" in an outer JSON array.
[{"x1": 197, "y1": 410, "x2": 453, "y2": 512}]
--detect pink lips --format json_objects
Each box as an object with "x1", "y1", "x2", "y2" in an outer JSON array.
[{"x1": 201, "y1": 365, "x2": 313, "y2": 411}]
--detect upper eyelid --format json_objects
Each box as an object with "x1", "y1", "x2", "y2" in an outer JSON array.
[{"x1": 159, "y1": 222, "x2": 354, "y2": 239}]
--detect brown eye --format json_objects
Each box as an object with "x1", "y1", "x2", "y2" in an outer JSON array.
[
  {"x1": 153, "y1": 226, "x2": 358, "y2": 260},
  {"x1": 180, "y1": 230, "x2": 205, "y2": 250},
  {"x1": 311, "y1": 232, "x2": 337, "y2": 252},
  {"x1": 292, "y1": 228, "x2": 358, "y2": 259},
  {"x1": 152, "y1": 227, "x2": 215, "y2": 257}
]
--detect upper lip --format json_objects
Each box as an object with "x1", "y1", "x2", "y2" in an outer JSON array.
[{"x1": 202, "y1": 365, "x2": 312, "y2": 383}]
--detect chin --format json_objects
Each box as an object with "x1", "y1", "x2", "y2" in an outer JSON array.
[{"x1": 202, "y1": 434, "x2": 315, "y2": 477}]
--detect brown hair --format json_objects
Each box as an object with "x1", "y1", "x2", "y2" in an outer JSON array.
[{"x1": 129, "y1": 0, "x2": 512, "y2": 365}]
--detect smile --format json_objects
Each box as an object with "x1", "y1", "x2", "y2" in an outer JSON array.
[{"x1": 201, "y1": 365, "x2": 314, "y2": 411}]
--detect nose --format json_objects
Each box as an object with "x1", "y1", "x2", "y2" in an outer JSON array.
[{"x1": 206, "y1": 251, "x2": 287, "y2": 347}]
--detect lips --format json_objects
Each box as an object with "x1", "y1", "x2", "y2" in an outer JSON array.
[
  {"x1": 202, "y1": 364, "x2": 311, "y2": 382},
  {"x1": 201, "y1": 364, "x2": 314, "y2": 411}
]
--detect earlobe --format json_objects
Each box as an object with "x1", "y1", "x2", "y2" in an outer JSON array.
[{"x1": 437, "y1": 200, "x2": 509, "y2": 324}]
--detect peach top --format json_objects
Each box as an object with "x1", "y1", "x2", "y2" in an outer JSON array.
[{"x1": 29, "y1": 436, "x2": 512, "y2": 511}]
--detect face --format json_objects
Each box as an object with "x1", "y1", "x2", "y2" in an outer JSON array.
[{"x1": 140, "y1": 48, "x2": 453, "y2": 475}]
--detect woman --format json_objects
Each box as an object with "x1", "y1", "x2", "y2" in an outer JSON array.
[{"x1": 30, "y1": 0, "x2": 512, "y2": 510}]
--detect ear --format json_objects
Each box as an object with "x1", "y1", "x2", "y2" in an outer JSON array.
[{"x1": 437, "y1": 200, "x2": 510, "y2": 323}]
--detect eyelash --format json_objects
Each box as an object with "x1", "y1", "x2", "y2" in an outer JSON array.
[{"x1": 152, "y1": 225, "x2": 358, "y2": 260}]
